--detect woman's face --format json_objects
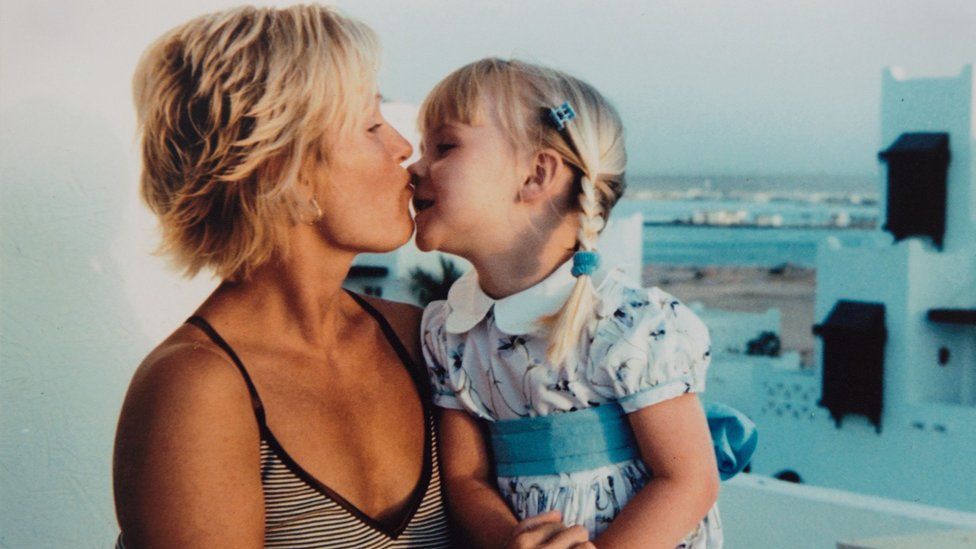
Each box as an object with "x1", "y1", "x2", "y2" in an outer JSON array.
[{"x1": 313, "y1": 97, "x2": 415, "y2": 253}]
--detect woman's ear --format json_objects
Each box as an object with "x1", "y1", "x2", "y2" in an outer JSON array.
[{"x1": 519, "y1": 148, "x2": 568, "y2": 203}]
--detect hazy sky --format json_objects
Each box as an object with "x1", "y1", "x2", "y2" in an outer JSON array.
[
  {"x1": 333, "y1": 0, "x2": 975, "y2": 177},
  {"x1": 2, "y1": 0, "x2": 973, "y2": 177}
]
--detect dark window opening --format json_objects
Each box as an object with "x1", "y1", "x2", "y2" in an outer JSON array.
[
  {"x1": 938, "y1": 346, "x2": 950, "y2": 366},
  {"x1": 878, "y1": 132, "x2": 950, "y2": 249},
  {"x1": 348, "y1": 265, "x2": 389, "y2": 279},
  {"x1": 813, "y1": 300, "x2": 887, "y2": 433},
  {"x1": 363, "y1": 285, "x2": 383, "y2": 297}
]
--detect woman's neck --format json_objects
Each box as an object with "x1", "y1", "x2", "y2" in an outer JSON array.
[{"x1": 203, "y1": 226, "x2": 359, "y2": 347}]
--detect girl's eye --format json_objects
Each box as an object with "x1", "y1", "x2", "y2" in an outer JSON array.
[{"x1": 436, "y1": 143, "x2": 456, "y2": 154}]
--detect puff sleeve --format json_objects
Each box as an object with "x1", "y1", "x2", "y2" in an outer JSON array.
[
  {"x1": 588, "y1": 286, "x2": 711, "y2": 413},
  {"x1": 420, "y1": 300, "x2": 464, "y2": 410}
]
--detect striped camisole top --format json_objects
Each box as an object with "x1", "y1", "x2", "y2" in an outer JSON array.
[{"x1": 117, "y1": 292, "x2": 453, "y2": 548}]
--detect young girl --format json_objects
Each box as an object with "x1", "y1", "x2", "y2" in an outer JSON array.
[{"x1": 410, "y1": 58, "x2": 730, "y2": 548}]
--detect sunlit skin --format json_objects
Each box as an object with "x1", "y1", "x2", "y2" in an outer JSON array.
[
  {"x1": 409, "y1": 120, "x2": 581, "y2": 299},
  {"x1": 315, "y1": 97, "x2": 417, "y2": 254},
  {"x1": 113, "y1": 96, "x2": 434, "y2": 548},
  {"x1": 408, "y1": 114, "x2": 719, "y2": 548}
]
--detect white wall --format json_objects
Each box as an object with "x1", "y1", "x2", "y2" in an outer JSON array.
[
  {"x1": 719, "y1": 475, "x2": 976, "y2": 549},
  {"x1": 880, "y1": 65, "x2": 976, "y2": 251},
  {"x1": 0, "y1": 1, "x2": 344, "y2": 546}
]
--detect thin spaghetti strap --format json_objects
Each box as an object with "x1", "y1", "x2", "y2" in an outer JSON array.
[
  {"x1": 344, "y1": 290, "x2": 427, "y2": 391},
  {"x1": 185, "y1": 315, "x2": 267, "y2": 426}
]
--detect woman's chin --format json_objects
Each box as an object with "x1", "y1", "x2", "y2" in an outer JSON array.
[
  {"x1": 388, "y1": 222, "x2": 415, "y2": 250},
  {"x1": 357, "y1": 218, "x2": 413, "y2": 253}
]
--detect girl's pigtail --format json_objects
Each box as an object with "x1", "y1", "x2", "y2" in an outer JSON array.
[
  {"x1": 546, "y1": 172, "x2": 605, "y2": 366},
  {"x1": 542, "y1": 73, "x2": 627, "y2": 366}
]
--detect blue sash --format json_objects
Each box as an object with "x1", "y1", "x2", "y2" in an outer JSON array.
[{"x1": 488, "y1": 401, "x2": 757, "y2": 480}]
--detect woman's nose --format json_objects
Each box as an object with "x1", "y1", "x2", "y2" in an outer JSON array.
[{"x1": 391, "y1": 129, "x2": 413, "y2": 163}]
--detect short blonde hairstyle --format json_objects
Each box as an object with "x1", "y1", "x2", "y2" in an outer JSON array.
[
  {"x1": 133, "y1": 5, "x2": 380, "y2": 280},
  {"x1": 420, "y1": 58, "x2": 627, "y2": 365}
]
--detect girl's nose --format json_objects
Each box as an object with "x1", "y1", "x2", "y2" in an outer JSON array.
[{"x1": 407, "y1": 158, "x2": 426, "y2": 178}]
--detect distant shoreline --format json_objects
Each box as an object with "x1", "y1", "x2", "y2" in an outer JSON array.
[
  {"x1": 626, "y1": 173, "x2": 877, "y2": 193},
  {"x1": 643, "y1": 221, "x2": 876, "y2": 230}
]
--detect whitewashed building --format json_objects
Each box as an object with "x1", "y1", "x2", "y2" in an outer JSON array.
[{"x1": 708, "y1": 65, "x2": 976, "y2": 514}]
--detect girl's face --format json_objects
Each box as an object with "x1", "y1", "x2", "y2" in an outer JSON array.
[
  {"x1": 408, "y1": 119, "x2": 529, "y2": 257},
  {"x1": 314, "y1": 97, "x2": 415, "y2": 253}
]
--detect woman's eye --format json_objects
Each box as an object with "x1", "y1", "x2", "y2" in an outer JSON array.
[
  {"x1": 368, "y1": 123, "x2": 383, "y2": 133},
  {"x1": 436, "y1": 143, "x2": 455, "y2": 154}
]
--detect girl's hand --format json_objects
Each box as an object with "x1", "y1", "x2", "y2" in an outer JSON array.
[{"x1": 505, "y1": 511, "x2": 595, "y2": 549}]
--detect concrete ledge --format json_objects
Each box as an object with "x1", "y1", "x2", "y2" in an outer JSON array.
[
  {"x1": 838, "y1": 529, "x2": 976, "y2": 548},
  {"x1": 720, "y1": 475, "x2": 976, "y2": 548}
]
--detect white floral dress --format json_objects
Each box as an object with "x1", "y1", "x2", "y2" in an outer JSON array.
[{"x1": 421, "y1": 260, "x2": 722, "y2": 547}]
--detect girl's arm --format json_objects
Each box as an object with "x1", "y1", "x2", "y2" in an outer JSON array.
[
  {"x1": 438, "y1": 409, "x2": 593, "y2": 549},
  {"x1": 593, "y1": 393, "x2": 719, "y2": 549}
]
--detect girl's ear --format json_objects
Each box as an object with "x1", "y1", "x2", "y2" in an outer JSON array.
[{"x1": 519, "y1": 148, "x2": 567, "y2": 203}]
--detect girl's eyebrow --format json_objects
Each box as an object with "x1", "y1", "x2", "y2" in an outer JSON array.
[{"x1": 430, "y1": 123, "x2": 463, "y2": 136}]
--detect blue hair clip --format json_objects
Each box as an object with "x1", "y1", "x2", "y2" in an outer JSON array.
[
  {"x1": 548, "y1": 101, "x2": 576, "y2": 131},
  {"x1": 571, "y1": 250, "x2": 600, "y2": 277}
]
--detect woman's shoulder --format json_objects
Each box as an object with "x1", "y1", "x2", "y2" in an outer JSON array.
[
  {"x1": 355, "y1": 294, "x2": 423, "y2": 324},
  {"x1": 117, "y1": 325, "x2": 260, "y2": 453},
  {"x1": 130, "y1": 326, "x2": 254, "y2": 408},
  {"x1": 114, "y1": 325, "x2": 265, "y2": 545},
  {"x1": 352, "y1": 294, "x2": 424, "y2": 364}
]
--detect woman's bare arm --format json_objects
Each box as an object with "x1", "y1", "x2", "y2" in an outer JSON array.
[
  {"x1": 594, "y1": 393, "x2": 719, "y2": 549},
  {"x1": 113, "y1": 338, "x2": 265, "y2": 548}
]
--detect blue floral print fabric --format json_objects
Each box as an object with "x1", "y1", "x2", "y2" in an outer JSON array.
[{"x1": 421, "y1": 263, "x2": 722, "y2": 547}]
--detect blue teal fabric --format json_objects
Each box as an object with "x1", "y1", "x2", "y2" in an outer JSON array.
[
  {"x1": 488, "y1": 401, "x2": 757, "y2": 479},
  {"x1": 488, "y1": 403, "x2": 640, "y2": 476},
  {"x1": 703, "y1": 401, "x2": 759, "y2": 480}
]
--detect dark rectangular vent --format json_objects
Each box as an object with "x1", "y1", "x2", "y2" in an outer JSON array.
[
  {"x1": 347, "y1": 265, "x2": 389, "y2": 279},
  {"x1": 878, "y1": 132, "x2": 950, "y2": 249},
  {"x1": 813, "y1": 300, "x2": 887, "y2": 433},
  {"x1": 927, "y1": 309, "x2": 976, "y2": 325}
]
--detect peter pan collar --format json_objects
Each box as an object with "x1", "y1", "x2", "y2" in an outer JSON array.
[{"x1": 444, "y1": 259, "x2": 618, "y2": 335}]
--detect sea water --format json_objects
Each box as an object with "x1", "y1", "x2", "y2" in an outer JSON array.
[{"x1": 614, "y1": 197, "x2": 882, "y2": 267}]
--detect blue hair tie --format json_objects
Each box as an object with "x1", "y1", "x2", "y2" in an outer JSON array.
[{"x1": 571, "y1": 250, "x2": 600, "y2": 277}]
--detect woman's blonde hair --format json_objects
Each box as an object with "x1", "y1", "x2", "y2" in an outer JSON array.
[
  {"x1": 420, "y1": 58, "x2": 627, "y2": 366},
  {"x1": 133, "y1": 5, "x2": 380, "y2": 280}
]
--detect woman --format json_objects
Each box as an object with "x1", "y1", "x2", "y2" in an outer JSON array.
[
  {"x1": 114, "y1": 5, "x2": 592, "y2": 548},
  {"x1": 113, "y1": 5, "x2": 446, "y2": 547}
]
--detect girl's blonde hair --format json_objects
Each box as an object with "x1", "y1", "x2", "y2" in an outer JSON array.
[
  {"x1": 420, "y1": 58, "x2": 627, "y2": 365},
  {"x1": 133, "y1": 5, "x2": 380, "y2": 280}
]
